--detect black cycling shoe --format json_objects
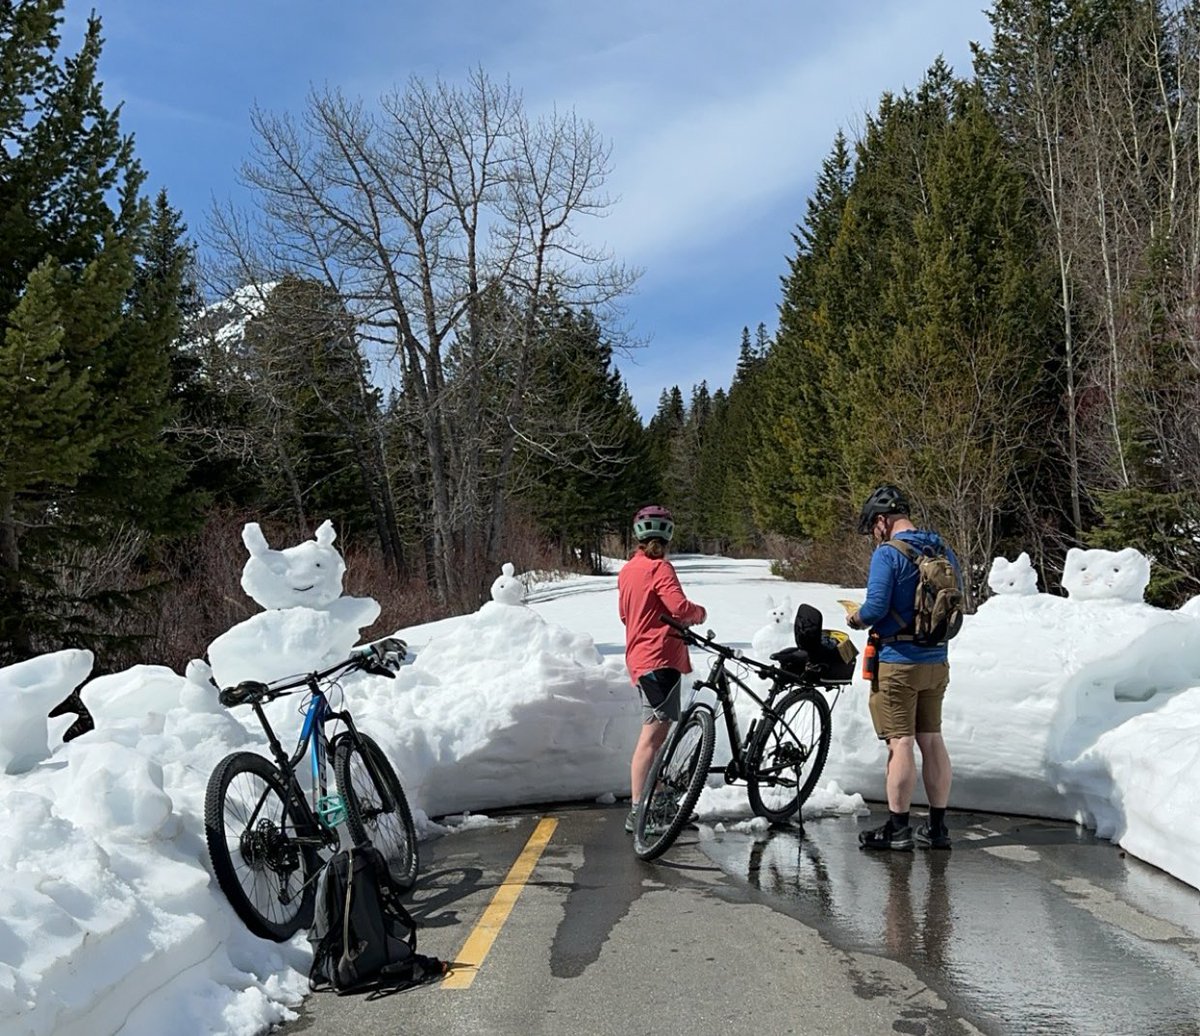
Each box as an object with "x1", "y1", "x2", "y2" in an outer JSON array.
[
  {"x1": 914, "y1": 822, "x2": 952, "y2": 850},
  {"x1": 859, "y1": 821, "x2": 914, "y2": 851}
]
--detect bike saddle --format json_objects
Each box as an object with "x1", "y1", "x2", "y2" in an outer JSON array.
[
  {"x1": 219, "y1": 680, "x2": 270, "y2": 707},
  {"x1": 770, "y1": 647, "x2": 811, "y2": 676}
]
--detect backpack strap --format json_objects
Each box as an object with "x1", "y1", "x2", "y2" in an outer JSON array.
[
  {"x1": 880, "y1": 538, "x2": 919, "y2": 643},
  {"x1": 338, "y1": 847, "x2": 358, "y2": 977},
  {"x1": 369, "y1": 849, "x2": 419, "y2": 953}
]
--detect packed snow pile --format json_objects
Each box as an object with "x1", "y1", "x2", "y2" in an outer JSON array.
[
  {"x1": 2, "y1": 539, "x2": 1199, "y2": 1036},
  {"x1": 343, "y1": 562, "x2": 639, "y2": 817}
]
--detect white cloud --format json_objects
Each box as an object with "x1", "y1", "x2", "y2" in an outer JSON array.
[{"x1": 415, "y1": 3, "x2": 976, "y2": 266}]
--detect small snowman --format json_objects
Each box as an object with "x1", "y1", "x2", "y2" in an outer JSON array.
[
  {"x1": 187, "y1": 519, "x2": 381, "y2": 690},
  {"x1": 751, "y1": 594, "x2": 795, "y2": 658},
  {"x1": 490, "y1": 562, "x2": 526, "y2": 606}
]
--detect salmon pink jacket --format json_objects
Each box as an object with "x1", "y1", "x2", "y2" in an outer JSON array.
[{"x1": 617, "y1": 551, "x2": 707, "y2": 684}]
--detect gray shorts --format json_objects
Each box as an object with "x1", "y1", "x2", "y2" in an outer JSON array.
[{"x1": 637, "y1": 667, "x2": 682, "y2": 723}]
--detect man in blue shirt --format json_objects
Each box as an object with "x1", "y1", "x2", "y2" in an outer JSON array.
[{"x1": 847, "y1": 486, "x2": 958, "y2": 851}]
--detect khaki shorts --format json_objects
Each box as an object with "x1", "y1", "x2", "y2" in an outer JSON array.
[{"x1": 869, "y1": 661, "x2": 949, "y2": 740}]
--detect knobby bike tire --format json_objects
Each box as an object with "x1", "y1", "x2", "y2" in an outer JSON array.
[
  {"x1": 746, "y1": 687, "x2": 832, "y2": 823},
  {"x1": 334, "y1": 733, "x2": 420, "y2": 890},
  {"x1": 204, "y1": 751, "x2": 318, "y2": 941},
  {"x1": 633, "y1": 706, "x2": 716, "y2": 861}
]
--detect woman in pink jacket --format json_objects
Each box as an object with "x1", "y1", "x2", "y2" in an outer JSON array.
[{"x1": 617, "y1": 505, "x2": 707, "y2": 833}]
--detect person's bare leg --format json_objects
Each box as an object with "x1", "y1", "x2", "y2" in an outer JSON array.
[
  {"x1": 886, "y1": 735, "x2": 917, "y2": 813},
  {"x1": 630, "y1": 719, "x2": 670, "y2": 802},
  {"x1": 915, "y1": 731, "x2": 952, "y2": 808}
]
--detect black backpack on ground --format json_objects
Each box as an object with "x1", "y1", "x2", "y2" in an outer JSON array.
[{"x1": 308, "y1": 845, "x2": 444, "y2": 997}]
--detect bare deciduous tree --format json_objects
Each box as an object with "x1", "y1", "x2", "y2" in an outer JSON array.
[{"x1": 207, "y1": 69, "x2": 634, "y2": 609}]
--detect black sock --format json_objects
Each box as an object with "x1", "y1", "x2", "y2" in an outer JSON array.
[
  {"x1": 929, "y1": 807, "x2": 947, "y2": 831},
  {"x1": 889, "y1": 810, "x2": 910, "y2": 831}
]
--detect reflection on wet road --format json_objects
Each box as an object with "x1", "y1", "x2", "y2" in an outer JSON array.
[{"x1": 697, "y1": 809, "x2": 1200, "y2": 1036}]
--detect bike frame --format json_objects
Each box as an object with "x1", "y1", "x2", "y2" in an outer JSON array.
[
  {"x1": 244, "y1": 666, "x2": 392, "y2": 854},
  {"x1": 688, "y1": 651, "x2": 794, "y2": 782}
]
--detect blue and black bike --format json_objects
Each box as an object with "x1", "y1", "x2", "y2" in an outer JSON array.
[{"x1": 203, "y1": 639, "x2": 418, "y2": 941}]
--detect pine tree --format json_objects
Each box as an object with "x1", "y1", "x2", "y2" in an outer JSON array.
[
  {"x1": 752, "y1": 132, "x2": 852, "y2": 538},
  {"x1": 857, "y1": 81, "x2": 1050, "y2": 600},
  {"x1": 709, "y1": 327, "x2": 769, "y2": 551},
  {"x1": 516, "y1": 303, "x2": 651, "y2": 570},
  {"x1": 0, "y1": 4, "x2": 170, "y2": 658}
]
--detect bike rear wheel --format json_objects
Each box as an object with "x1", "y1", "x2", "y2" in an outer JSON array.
[
  {"x1": 633, "y1": 706, "x2": 715, "y2": 861},
  {"x1": 204, "y1": 751, "x2": 318, "y2": 941},
  {"x1": 334, "y1": 733, "x2": 420, "y2": 890},
  {"x1": 746, "y1": 687, "x2": 831, "y2": 823}
]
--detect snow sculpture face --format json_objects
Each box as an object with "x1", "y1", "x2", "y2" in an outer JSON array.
[
  {"x1": 987, "y1": 552, "x2": 1039, "y2": 596},
  {"x1": 1062, "y1": 547, "x2": 1150, "y2": 603},
  {"x1": 240, "y1": 520, "x2": 346, "y2": 610},
  {"x1": 751, "y1": 594, "x2": 796, "y2": 657},
  {"x1": 765, "y1": 594, "x2": 793, "y2": 626},
  {"x1": 490, "y1": 562, "x2": 525, "y2": 605}
]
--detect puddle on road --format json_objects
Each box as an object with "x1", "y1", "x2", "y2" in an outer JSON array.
[{"x1": 696, "y1": 811, "x2": 1200, "y2": 1036}]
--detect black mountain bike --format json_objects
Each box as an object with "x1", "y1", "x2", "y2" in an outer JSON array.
[
  {"x1": 204, "y1": 638, "x2": 419, "y2": 941},
  {"x1": 633, "y1": 617, "x2": 845, "y2": 861}
]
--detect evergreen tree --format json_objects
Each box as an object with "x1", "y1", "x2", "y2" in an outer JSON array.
[
  {"x1": 665, "y1": 381, "x2": 712, "y2": 549},
  {"x1": 517, "y1": 304, "x2": 652, "y2": 570},
  {"x1": 709, "y1": 327, "x2": 769, "y2": 551},
  {"x1": 229, "y1": 277, "x2": 394, "y2": 551},
  {"x1": 0, "y1": 4, "x2": 174, "y2": 658},
  {"x1": 645, "y1": 386, "x2": 685, "y2": 489},
  {"x1": 855, "y1": 81, "x2": 1050, "y2": 599},
  {"x1": 753, "y1": 133, "x2": 852, "y2": 538}
]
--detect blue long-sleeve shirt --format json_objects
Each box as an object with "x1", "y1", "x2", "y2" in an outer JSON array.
[{"x1": 859, "y1": 529, "x2": 961, "y2": 664}]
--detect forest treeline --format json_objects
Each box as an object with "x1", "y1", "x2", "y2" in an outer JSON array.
[{"x1": 4, "y1": 0, "x2": 1200, "y2": 671}]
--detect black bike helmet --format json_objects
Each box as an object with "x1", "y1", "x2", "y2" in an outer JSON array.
[{"x1": 856, "y1": 485, "x2": 910, "y2": 534}]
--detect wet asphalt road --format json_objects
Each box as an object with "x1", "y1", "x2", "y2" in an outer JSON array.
[
  {"x1": 277, "y1": 805, "x2": 1200, "y2": 1036},
  {"x1": 701, "y1": 808, "x2": 1200, "y2": 1035}
]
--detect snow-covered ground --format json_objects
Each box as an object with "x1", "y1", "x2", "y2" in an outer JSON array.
[{"x1": 3, "y1": 550, "x2": 1199, "y2": 1036}]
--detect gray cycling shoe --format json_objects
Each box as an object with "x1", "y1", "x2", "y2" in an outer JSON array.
[{"x1": 626, "y1": 805, "x2": 669, "y2": 836}]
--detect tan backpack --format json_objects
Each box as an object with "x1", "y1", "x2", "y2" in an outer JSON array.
[{"x1": 884, "y1": 538, "x2": 963, "y2": 646}]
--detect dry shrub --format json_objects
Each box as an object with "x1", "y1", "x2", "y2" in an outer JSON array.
[
  {"x1": 140, "y1": 510, "x2": 261, "y2": 671},
  {"x1": 35, "y1": 511, "x2": 259, "y2": 672},
  {"x1": 50, "y1": 506, "x2": 600, "y2": 672},
  {"x1": 342, "y1": 544, "x2": 451, "y2": 640},
  {"x1": 488, "y1": 506, "x2": 592, "y2": 582},
  {"x1": 767, "y1": 531, "x2": 871, "y2": 586}
]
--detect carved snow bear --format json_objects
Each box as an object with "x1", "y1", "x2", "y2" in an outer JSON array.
[
  {"x1": 751, "y1": 594, "x2": 795, "y2": 658},
  {"x1": 1062, "y1": 546, "x2": 1150, "y2": 604},
  {"x1": 188, "y1": 520, "x2": 381, "y2": 689},
  {"x1": 987, "y1": 552, "x2": 1039, "y2": 596}
]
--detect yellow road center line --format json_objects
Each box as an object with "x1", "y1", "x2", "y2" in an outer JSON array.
[{"x1": 442, "y1": 816, "x2": 558, "y2": 990}]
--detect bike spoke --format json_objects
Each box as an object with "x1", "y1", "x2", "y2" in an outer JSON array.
[
  {"x1": 220, "y1": 770, "x2": 305, "y2": 926},
  {"x1": 747, "y1": 689, "x2": 831, "y2": 822}
]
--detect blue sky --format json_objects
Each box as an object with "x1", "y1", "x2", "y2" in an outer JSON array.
[{"x1": 81, "y1": 1, "x2": 993, "y2": 419}]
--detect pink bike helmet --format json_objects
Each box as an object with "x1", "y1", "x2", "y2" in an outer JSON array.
[{"x1": 633, "y1": 504, "x2": 674, "y2": 543}]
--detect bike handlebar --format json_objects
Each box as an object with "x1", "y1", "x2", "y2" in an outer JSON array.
[
  {"x1": 659, "y1": 614, "x2": 816, "y2": 685},
  {"x1": 218, "y1": 636, "x2": 408, "y2": 708}
]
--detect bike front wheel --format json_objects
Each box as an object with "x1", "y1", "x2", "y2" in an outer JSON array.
[
  {"x1": 204, "y1": 751, "x2": 318, "y2": 941},
  {"x1": 334, "y1": 733, "x2": 420, "y2": 890},
  {"x1": 746, "y1": 687, "x2": 832, "y2": 823},
  {"x1": 633, "y1": 706, "x2": 715, "y2": 861}
]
